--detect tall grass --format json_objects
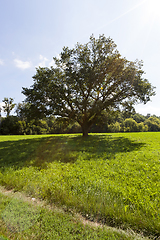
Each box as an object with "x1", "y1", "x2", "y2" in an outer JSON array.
[
  {"x1": 0, "y1": 190, "x2": 145, "y2": 240},
  {"x1": 0, "y1": 133, "x2": 160, "y2": 238}
]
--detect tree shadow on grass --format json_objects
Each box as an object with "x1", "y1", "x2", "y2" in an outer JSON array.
[{"x1": 0, "y1": 134, "x2": 145, "y2": 169}]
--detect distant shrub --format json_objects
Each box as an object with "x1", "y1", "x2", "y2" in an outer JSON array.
[
  {"x1": 108, "y1": 122, "x2": 121, "y2": 133},
  {"x1": 65, "y1": 122, "x2": 81, "y2": 133},
  {"x1": 14, "y1": 120, "x2": 27, "y2": 134},
  {"x1": 144, "y1": 117, "x2": 160, "y2": 131},
  {"x1": 124, "y1": 118, "x2": 138, "y2": 132},
  {"x1": 137, "y1": 122, "x2": 148, "y2": 132},
  {"x1": 0, "y1": 116, "x2": 20, "y2": 135}
]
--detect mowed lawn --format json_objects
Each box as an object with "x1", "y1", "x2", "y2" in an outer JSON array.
[{"x1": 0, "y1": 132, "x2": 160, "y2": 238}]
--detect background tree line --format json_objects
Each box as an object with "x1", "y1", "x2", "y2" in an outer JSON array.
[{"x1": 0, "y1": 98, "x2": 160, "y2": 135}]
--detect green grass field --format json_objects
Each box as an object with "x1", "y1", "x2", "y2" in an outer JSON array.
[{"x1": 0, "y1": 132, "x2": 160, "y2": 239}]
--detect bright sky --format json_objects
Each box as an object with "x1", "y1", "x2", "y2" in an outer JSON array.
[{"x1": 0, "y1": 0, "x2": 160, "y2": 117}]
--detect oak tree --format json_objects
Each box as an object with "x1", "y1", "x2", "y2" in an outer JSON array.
[{"x1": 22, "y1": 35, "x2": 155, "y2": 136}]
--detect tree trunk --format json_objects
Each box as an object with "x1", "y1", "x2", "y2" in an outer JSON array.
[{"x1": 81, "y1": 123, "x2": 90, "y2": 137}]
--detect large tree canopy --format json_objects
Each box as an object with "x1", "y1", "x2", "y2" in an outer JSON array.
[{"x1": 22, "y1": 35, "x2": 155, "y2": 136}]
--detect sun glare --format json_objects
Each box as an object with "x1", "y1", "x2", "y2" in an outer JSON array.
[{"x1": 144, "y1": 0, "x2": 160, "y2": 21}]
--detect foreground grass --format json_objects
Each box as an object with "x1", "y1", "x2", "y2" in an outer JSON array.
[
  {"x1": 0, "y1": 188, "x2": 146, "y2": 240},
  {"x1": 0, "y1": 133, "x2": 160, "y2": 238}
]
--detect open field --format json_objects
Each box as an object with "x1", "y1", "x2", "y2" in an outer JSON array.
[{"x1": 0, "y1": 132, "x2": 160, "y2": 239}]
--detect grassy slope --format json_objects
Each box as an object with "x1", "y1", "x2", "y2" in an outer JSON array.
[
  {"x1": 0, "y1": 132, "x2": 160, "y2": 238},
  {"x1": 0, "y1": 187, "x2": 145, "y2": 240}
]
